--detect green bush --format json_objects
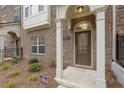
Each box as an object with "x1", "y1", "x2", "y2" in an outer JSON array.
[
  {"x1": 28, "y1": 58, "x2": 38, "y2": 64},
  {"x1": 11, "y1": 59, "x2": 19, "y2": 64},
  {"x1": 2, "y1": 80, "x2": 16, "y2": 88},
  {"x1": 29, "y1": 63, "x2": 41, "y2": 72},
  {"x1": 8, "y1": 70, "x2": 20, "y2": 78},
  {"x1": 13, "y1": 56, "x2": 21, "y2": 61},
  {"x1": 28, "y1": 74, "x2": 37, "y2": 81},
  {"x1": 12, "y1": 56, "x2": 21, "y2": 64},
  {"x1": 0, "y1": 64, "x2": 9, "y2": 71}
]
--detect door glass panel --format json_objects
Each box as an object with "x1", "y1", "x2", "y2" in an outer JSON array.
[
  {"x1": 78, "y1": 33, "x2": 88, "y2": 55},
  {"x1": 75, "y1": 31, "x2": 91, "y2": 66}
]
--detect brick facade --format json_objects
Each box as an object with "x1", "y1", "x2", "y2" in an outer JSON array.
[
  {"x1": 62, "y1": 14, "x2": 96, "y2": 69},
  {"x1": 0, "y1": 5, "x2": 21, "y2": 57},
  {"x1": 105, "y1": 6, "x2": 113, "y2": 67},
  {"x1": 21, "y1": 5, "x2": 124, "y2": 70},
  {"x1": 0, "y1": 5, "x2": 20, "y2": 23},
  {"x1": 22, "y1": 6, "x2": 56, "y2": 62}
]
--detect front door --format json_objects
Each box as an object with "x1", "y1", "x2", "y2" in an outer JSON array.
[{"x1": 75, "y1": 31, "x2": 91, "y2": 67}]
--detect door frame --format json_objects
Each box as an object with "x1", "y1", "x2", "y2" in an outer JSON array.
[{"x1": 74, "y1": 29, "x2": 93, "y2": 69}]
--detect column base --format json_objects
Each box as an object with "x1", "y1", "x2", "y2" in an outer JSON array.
[
  {"x1": 96, "y1": 78, "x2": 106, "y2": 88},
  {"x1": 56, "y1": 69, "x2": 63, "y2": 79}
]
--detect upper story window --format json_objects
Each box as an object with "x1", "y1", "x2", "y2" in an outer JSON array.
[
  {"x1": 24, "y1": 5, "x2": 47, "y2": 19},
  {"x1": 25, "y1": 7, "x2": 29, "y2": 17},
  {"x1": 39, "y1": 5, "x2": 44, "y2": 12}
]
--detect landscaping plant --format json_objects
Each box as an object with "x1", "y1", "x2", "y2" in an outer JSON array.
[
  {"x1": 8, "y1": 70, "x2": 20, "y2": 78},
  {"x1": 11, "y1": 59, "x2": 19, "y2": 64},
  {"x1": 12, "y1": 56, "x2": 21, "y2": 64},
  {"x1": 28, "y1": 58, "x2": 38, "y2": 64},
  {"x1": 28, "y1": 74, "x2": 37, "y2": 81},
  {"x1": 29, "y1": 63, "x2": 42, "y2": 72},
  {"x1": 0, "y1": 64, "x2": 9, "y2": 71},
  {"x1": 2, "y1": 80, "x2": 16, "y2": 88}
]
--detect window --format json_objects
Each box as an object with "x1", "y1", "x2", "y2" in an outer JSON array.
[
  {"x1": 25, "y1": 7, "x2": 29, "y2": 17},
  {"x1": 31, "y1": 36, "x2": 45, "y2": 54},
  {"x1": 39, "y1": 5, "x2": 44, "y2": 12}
]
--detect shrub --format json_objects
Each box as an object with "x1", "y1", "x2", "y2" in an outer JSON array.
[
  {"x1": 13, "y1": 56, "x2": 21, "y2": 61},
  {"x1": 8, "y1": 70, "x2": 20, "y2": 78},
  {"x1": 0, "y1": 64, "x2": 9, "y2": 71},
  {"x1": 29, "y1": 63, "x2": 42, "y2": 72},
  {"x1": 11, "y1": 59, "x2": 19, "y2": 64},
  {"x1": 2, "y1": 80, "x2": 16, "y2": 88},
  {"x1": 12, "y1": 56, "x2": 21, "y2": 64},
  {"x1": 28, "y1": 74, "x2": 37, "y2": 81},
  {"x1": 28, "y1": 58, "x2": 38, "y2": 64}
]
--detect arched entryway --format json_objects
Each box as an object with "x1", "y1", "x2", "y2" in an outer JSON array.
[
  {"x1": 74, "y1": 21, "x2": 92, "y2": 68},
  {"x1": 56, "y1": 5, "x2": 106, "y2": 87},
  {"x1": 6, "y1": 31, "x2": 20, "y2": 56}
]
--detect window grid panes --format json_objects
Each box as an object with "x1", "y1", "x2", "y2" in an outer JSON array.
[
  {"x1": 31, "y1": 36, "x2": 45, "y2": 54},
  {"x1": 25, "y1": 7, "x2": 29, "y2": 17}
]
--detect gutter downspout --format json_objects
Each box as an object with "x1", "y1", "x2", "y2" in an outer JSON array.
[{"x1": 112, "y1": 5, "x2": 116, "y2": 62}]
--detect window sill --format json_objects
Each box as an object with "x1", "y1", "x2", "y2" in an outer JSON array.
[{"x1": 32, "y1": 53, "x2": 46, "y2": 56}]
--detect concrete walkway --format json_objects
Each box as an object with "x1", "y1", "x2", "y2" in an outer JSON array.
[{"x1": 57, "y1": 66, "x2": 97, "y2": 88}]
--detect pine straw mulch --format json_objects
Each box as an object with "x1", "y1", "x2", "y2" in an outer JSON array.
[
  {"x1": 0, "y1": 59, "x2": 58, "y2": 88},
  {"x1": 106, "y1": 68, "x2": 123, "y2": 88}
]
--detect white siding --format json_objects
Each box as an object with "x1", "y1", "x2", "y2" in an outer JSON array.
[{"x1": 23, "y1": 5, "x2": 50, "y2": 30}]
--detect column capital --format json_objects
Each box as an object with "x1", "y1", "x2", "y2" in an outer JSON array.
[{"x1": 96, "y1": 11, "x2": 105, "y2": 21}]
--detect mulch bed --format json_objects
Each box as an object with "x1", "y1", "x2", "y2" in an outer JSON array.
[
  {"x1": 0, "y1": 59, "x2": 58, "y2": 88},
  {"x1": 106, "y1": 68, "x2": 123, "y2": 88},
  {"x1": 1, "y1": 59, "x2": 122, "y2": 88}
]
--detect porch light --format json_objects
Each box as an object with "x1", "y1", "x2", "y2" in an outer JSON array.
[{"x1": 77, "y1": 6, "x2": 84, "y2": 13}]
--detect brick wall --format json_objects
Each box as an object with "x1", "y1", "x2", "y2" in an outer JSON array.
[
  {"x1": 22, "y1": 6, "x2": 56, "y2": 62},
  {"x1": 116, "y1": 5, "x2": 124, "y2": 35},
  {"x1": 105, "y1": 5, "x2": 113, "y2": 67},
  {"x1": 0, "y1": 5, "x2": 20, "y2": 23},
  {"x1": 62, "y1": 14, "x2": 96, "y2": 69}
]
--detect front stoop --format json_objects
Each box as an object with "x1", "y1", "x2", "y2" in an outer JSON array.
[
  {"x1": 57, "y1": 85, "x2": 67, "y2": 88},
  {"x1": 56, "y1": 66, "x2": 97, "y2": 88}
]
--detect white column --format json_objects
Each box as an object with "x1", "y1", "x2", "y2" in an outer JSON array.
[
  {"x1": 56, "y1": 19, "x2": 63, "y2": 79},
  {"x1": 112, "y1": 5, "x2": 116, "y2": 62},
  {"x1": 96, "y1": 11, "x2": 106, "y2": 87}
]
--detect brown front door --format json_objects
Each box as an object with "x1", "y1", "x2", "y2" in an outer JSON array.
[{"x1": 75, "y1": 31, "x2": 91, "y2": 66}]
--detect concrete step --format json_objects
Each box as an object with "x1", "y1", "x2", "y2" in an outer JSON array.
[{"x1": 57, "y1": 85, "x2": 67, "y2": 88}]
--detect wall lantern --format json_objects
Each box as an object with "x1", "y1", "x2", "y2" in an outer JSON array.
[{"x1": 77, "y1": 6, "x2": 84, "y2": 13}]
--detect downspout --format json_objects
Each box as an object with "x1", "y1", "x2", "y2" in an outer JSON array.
[
  {"x1": 20, "y1": 5, "x2": 23, "y2": 57},
  {"x1": 112, "y1": 5, "x2": 116, "y2": 62}
]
